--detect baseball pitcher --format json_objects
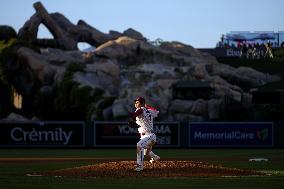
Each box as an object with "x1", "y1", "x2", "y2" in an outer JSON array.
[{"x1": 128, "y1": 97, "x2": 160, "y2": 171}]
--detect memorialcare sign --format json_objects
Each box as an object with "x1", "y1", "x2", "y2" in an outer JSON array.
[
  {"x1": 0, "y1": 121, "x2": 85, "y2": 147},
  {"x1": 94, "y1": 122, "x2": 180, "y2": 147},
  {"x1": 189, "y1": 122, "x2": 273, "y2": 147}
]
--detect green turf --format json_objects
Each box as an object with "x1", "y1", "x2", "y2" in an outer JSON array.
[{"x1": 0, "y1": 149, "x2": 284, "y2": 189}]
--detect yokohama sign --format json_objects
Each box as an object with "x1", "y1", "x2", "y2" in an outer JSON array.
[{"x1": 94, "y1": 122, "x2": 180, "y2": 147}]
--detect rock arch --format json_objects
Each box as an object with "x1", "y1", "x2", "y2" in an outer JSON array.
[{"x1": 18, "y1": 1, "x2": 146, "y2": 51}]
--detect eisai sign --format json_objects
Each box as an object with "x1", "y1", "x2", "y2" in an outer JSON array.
[{"x1": 0, "y1": 121, "x2": 85, "y2": 147}]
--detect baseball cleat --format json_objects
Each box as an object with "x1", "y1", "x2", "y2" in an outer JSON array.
[
  {"x1": 150, "y1": 155, "x2": 160, "y2": 163},
  {"x1": 134, "y1": 165, "x2": 143, "y2": 172}
]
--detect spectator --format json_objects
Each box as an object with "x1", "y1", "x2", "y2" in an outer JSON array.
[{"x1": 241, "y1": 43, "x2": 248, "y2": 59}]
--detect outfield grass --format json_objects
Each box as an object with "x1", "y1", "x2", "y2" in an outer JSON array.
[{"x1": 0, "y1": 149, "x2": 284, "y2": 189}]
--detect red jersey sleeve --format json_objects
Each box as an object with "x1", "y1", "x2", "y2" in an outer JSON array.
[{"x1": 131, "y1": 108, "x2": 143, "y2": 118}]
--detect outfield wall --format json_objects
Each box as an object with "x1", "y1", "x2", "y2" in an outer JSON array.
[
  {"x1": 0, "y1": 121, "x2": 282, "y2": 148},
  {"x1": 274, "y1": 122, "x2": 284, "y2": 148}
]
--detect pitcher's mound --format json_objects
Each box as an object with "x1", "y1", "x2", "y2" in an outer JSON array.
[{"x1": 42, "y1": 160, "x2": 263, "y2": 178}]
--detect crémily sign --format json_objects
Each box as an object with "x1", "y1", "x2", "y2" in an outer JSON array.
[
  {"x1": 0, "y1": 121, "x2": 85, "y2": 147},
  {"x1": 189, "y1": 122, "x2": 273, "y2": 147},
  {"x1": 10, "y1": 127, "x2": 72, "y2": 145}
]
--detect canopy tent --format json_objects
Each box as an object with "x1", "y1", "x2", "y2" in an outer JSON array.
[
  {"x1": 253, "y1": 33, "x2": 276, "y2": 40},
  {"x1": 226, "y1": 34, "x2": 248, "y2": 41}
]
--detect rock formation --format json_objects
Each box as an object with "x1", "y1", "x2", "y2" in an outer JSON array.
[
  {"x1": 18, "y1": 2, "x2": 146, "y2": 50},
  {"x1": 0, "y1": 1, "x2": 281, "y2": 121}
]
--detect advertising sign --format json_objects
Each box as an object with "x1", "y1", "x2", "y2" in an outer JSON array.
[
  {"x1": 0, "y1": 121, "x2": 85, "y2": 147},
  {"x1": 94, "y1": 122, "x2": 180, "y2": 147},
  {"x1": 189, "y1": 122, "x2": 273, "y2": 147}
]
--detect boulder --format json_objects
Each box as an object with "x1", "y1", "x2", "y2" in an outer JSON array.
[
  {"x1": 212, "y1": 63, "x2": 281, "y2": 88},
  {"x1": 123, "y1": 28, "x2": 146, "y2": 41},
  {"x1": 169, "y1": 99, "x2": 208, "y2": 116},
  {"x1": 73, "y1": 71, "x2": 117, "y2": 95},
  {"x1": 159, "y1": 41, "x2": 202, "y2": 57},
  {"x1": 0, "y1": 25, "x2": 17, "y2": 41},
  {"x1": 86, "y1": 59, "x2": 120, "y2": 79},
  {"x1": 95, "y1": 36, "x2": 140, "y2": 60},
  {"x1": 40, "y1": 48, "x2": 86, "y2": 65},
  {"x1": 208, "y1": 99, "x2": 223, "y2": 120},
  {"x1": 2, "y1": 113, "x2": 28, "y2": 121},
  {"x1": 111, "y1": 99, "x2": 130, "y2": 119},
  {"x1": 18, "y1": 13, "x2": 42, "y2": 42},
  {"x1": 172, "y1": 113, "x2": 205, "y2": 121},
  {"x1": 17, "y1": 47, "x2": 56, "y2": 85}
]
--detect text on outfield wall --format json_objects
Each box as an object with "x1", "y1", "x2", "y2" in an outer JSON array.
[{"x1": 10, "y1": 127, "x2": 72, "y2": 145}]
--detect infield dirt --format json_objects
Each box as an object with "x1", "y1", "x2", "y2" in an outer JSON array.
[{"x1": 41, "y1": 160, "x2": 264, "y2": 178}]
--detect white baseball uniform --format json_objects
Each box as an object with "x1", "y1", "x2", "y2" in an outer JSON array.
[{"x1": 134, "y1": 105, "x2": 159, "y2": 168}]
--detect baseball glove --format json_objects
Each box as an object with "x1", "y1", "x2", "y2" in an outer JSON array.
[{"x1": 128, "y1": 117, "x2": 139, "y2": 128}]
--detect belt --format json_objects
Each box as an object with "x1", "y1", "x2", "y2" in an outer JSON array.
[{"x1": 141, "y1": 132, "x2": 153, "y2": 136}]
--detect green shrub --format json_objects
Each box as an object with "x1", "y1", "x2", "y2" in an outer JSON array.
[
  {"x1": 54, "y1": 63, "x2": 101, "y2": 120},
  {"x1": 87, "y1": 96, "x2": 116, "y2": 121},
  {"x1": 274, "y1": 48, "x2": 284, "y2": 58},
  {"x1": 0, "y1": 39, "x2": 16, "y2": 53},
  {"x1": 0, "y1": 39, "x2": 17, "y2": 83}
]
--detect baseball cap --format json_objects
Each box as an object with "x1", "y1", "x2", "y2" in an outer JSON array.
[{"x1": 134, "y1": 97, "x2": 145, "y2": 104}]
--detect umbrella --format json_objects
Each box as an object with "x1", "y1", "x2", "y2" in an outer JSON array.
[{"x1": 253, "y1": 33, "x2": 275, "y2": 40}]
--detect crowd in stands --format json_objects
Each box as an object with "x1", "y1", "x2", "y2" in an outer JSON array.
[
  {"x1": 216, "y1": 41, "x2": 283, "y2": 59},
  {"x1": 238, "y1": 42, "x2": 274, "y2": 59}
]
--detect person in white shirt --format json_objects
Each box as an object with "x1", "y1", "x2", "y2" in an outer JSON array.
[{"x1": 130, "y1": 97, "x2": 160, "y2": 172}]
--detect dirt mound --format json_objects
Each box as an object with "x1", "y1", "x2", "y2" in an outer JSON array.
[{"x1": 42, "y1": 161, "x2": 263, "y2": 178}]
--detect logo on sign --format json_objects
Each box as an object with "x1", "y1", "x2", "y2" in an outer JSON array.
[
  {"x1": 256, "y1": 128, "x2": 268, "y2": 141},
  {"x1": 118, "y1": 125, "x2": 171, "y2": 134},
  {"x1": 10, "y1": 127, "x2": 72, "y2": 145},
  {"x1": 194, "y1": 131, "x2": 255, "y2": 140}
]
